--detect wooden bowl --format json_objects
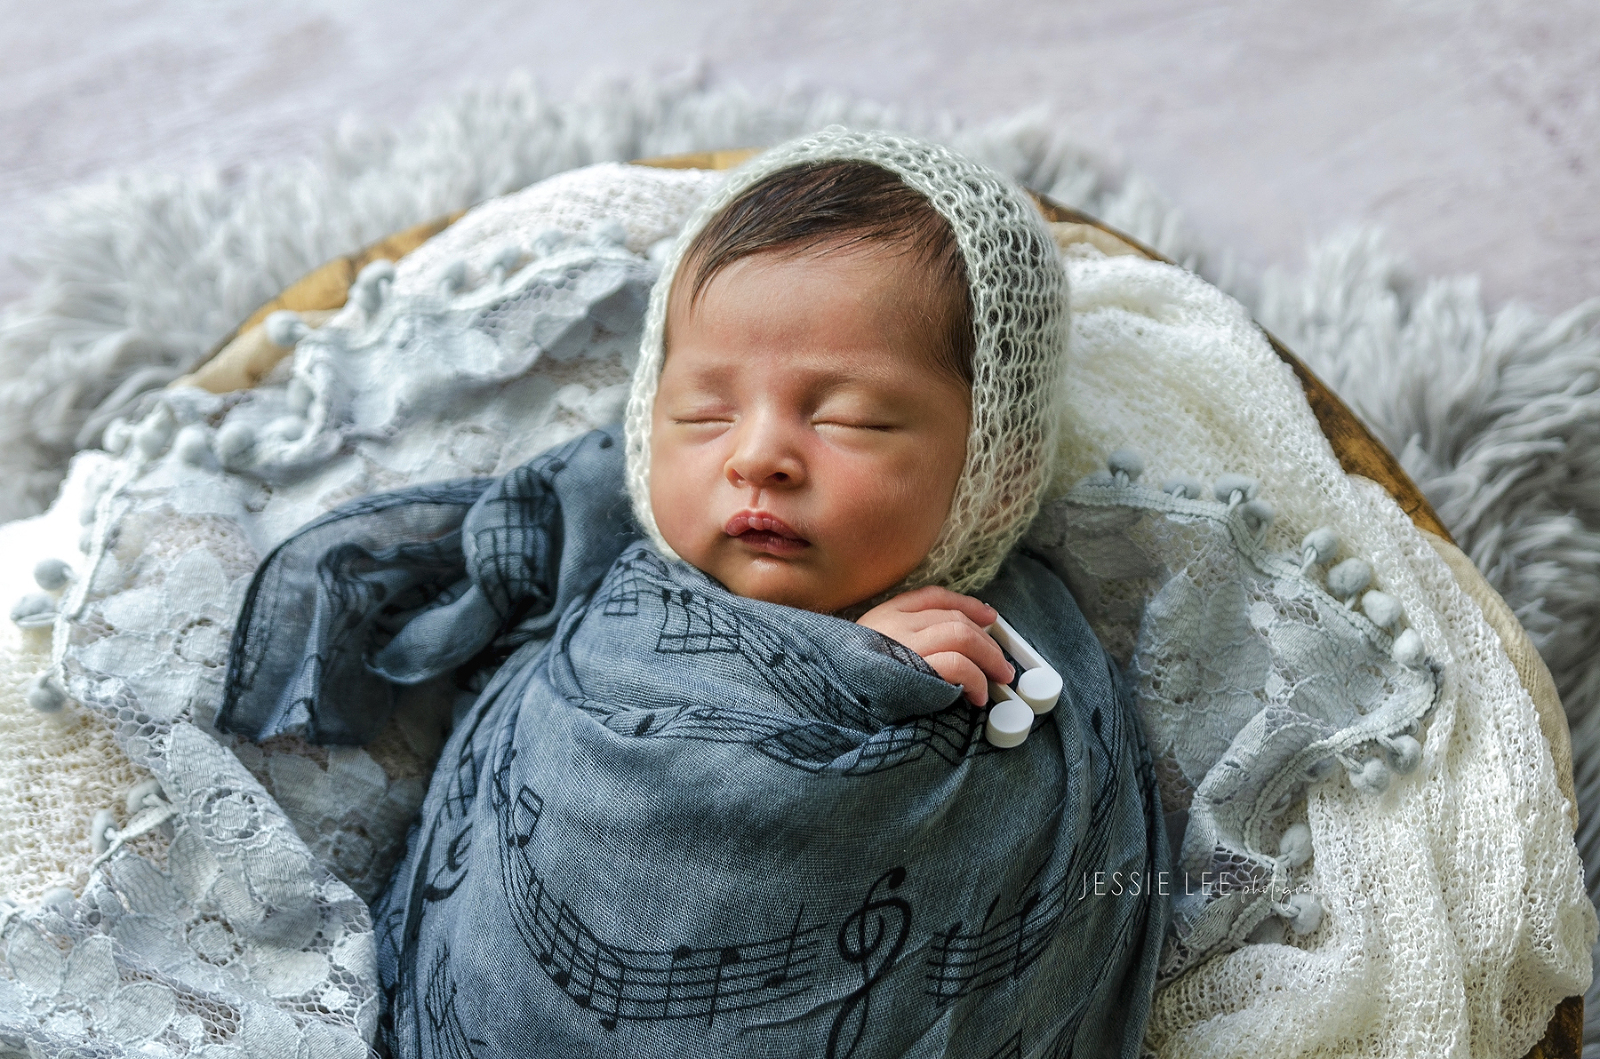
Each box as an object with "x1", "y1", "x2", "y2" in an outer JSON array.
[{"x1": 188, "y1": 148, "x2": 1581, "y2": 1059}]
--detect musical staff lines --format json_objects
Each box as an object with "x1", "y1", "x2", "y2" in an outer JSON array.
[
  {"x1": 656, "y1": 585, "x2": 743, "y2": 654},
  {"x1": 423, "y1": 948, "x2": 484, "y2": 1059},
  {"x1": 981, "y1": 1032, "x2": 1023, "y2": 1059},
  {"x1": 588, "y1": 701, "x2": 980, "y2": 776},
  {"x1": 926, "y1": 877, "x2": 1067, "y2": 1005},
  {"x1": 582, "y1": 549, "x2": 986, "y2": 775},
  {"x1": 488, "y1": 752, "x2": 822, "y2": 1030}
]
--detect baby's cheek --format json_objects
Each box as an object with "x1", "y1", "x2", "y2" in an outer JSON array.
[
  {"x1": 836, "y1": 457, "x2": 950, "y2": 550},
  {"x1": 648, "y1": 454, "x2": 707, "y2": 558}
]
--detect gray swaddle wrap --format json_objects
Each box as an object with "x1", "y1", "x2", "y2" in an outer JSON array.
[{"x1": 219, "y1": 426, "x2": 1170, "y2": 1058}]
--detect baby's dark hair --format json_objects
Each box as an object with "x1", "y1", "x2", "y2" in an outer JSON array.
[{"x1": 673, "y1": 160, "x2": 975, "y2": 385}]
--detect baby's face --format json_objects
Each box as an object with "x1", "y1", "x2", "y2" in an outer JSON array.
[{"x1": 651, "y1": 242, "x2": 970, "y2": 614}]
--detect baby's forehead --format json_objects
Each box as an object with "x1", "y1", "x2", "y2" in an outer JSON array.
[{"x1": 669, "y1": 243, "x2": 946, "y2": 341}]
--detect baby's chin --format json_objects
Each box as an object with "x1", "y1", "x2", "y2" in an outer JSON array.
[
  {"x1": 713, "y1": 562, "x2": 847, "y2": 614},
  {"x1": 692, "y1": 551, "x2": 884, "y2": 616}
]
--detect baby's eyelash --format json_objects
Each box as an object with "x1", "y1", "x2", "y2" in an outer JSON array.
[{"x1": 815, "y1": 419, "x2": 894, "y2": 431}]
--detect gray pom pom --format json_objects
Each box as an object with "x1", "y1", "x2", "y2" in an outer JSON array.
[
  {"x1": 1281, "y1": 893, "x2": 1322, "y2": 934},
  {"x1": 1213, "y1": 473, "x2": 1259, "y2": 504},
  {"x1": 647, "y1": 237, "x2": 675, "y2": 268},
  {"x1": 124, "y1": 778, "x2": 165, "y2": 816},
  {"x1": 26, "y1": 673, "x2": 67, "y2": 713},
  {"x1": 1326, "y1": 558, "x2": 1373, "y2": 600},
  {"x1": 263, "y1": 310, "x2": 310, "y2": 348},
  {"x1": 39, "y1": 887, "x2": 75, "y2": 915},
  {"x1": 1106, "y1": 449, "x2": 1144, "y2": 482},
  {"x1": 268, "y1": 416, "x2": 305, "y2": 442},
  {"x1": 11, "y1": 593, "x2": 55, "y2": 628},
  {"x1": 439, "y1": 259, "x2": 469, "y2": 292},
  {"x1": 1301, "y1": 526, "x2": 1339, "y2": 566},
  {"x1": 1162, "y1": 474, "x2": 1204, "y2": 499},
  {"x1": 103, "y1": 419, "x2": 132, "y2": 455},
  {"x1": 530, "y1": 228, "x2": 571, "y2": 257},
  {"x1": 1349, "y1": 756, "x2": 1391, "y2": 794},
  {"x1": 490, "y1": 244, "x2": 525, "y2": 274},
  {"x1": 1240, "y1": 497, "x2": 1275, "y2": 536},
  {"x1": 173, "y1": 425, "x2": 214, "y2": 468},
  {"x1": 286, "y1": 376, "x2": 315, "y2": 415},
  {"x1": 133, "y1": 412, "x2": 174, "y2": 459},
  {"x1": 352, "y1": 259, "x2": 396, "y2": 313},
  {"x1": 1278, "y1": 822, "x2": 1313, "y2": 868},
  {"x1": 215, "y1": 421, "x2": 255, "y2": 468},
  {"x1": 357, "y1": 258, "x2": 396, "y2": 284},
  {"x1": 1392, "y1": 628, "x2": 1425, "y2": 667},
  {"x1": 90, "y1": 808, "x2": 117, "y2": 854},
  {"x1": 1361, "y1": 590, "x2": 1403, "y2": 628},
  {"x1": 33, "y1": 558, "x2": 72, "y2": 592},
  {"x1": 592, "y1": 219, "x2": 629, "y2": 248},
  {"x1": 1385, "y1": 734, "x2": 1423, "y2": 773}
]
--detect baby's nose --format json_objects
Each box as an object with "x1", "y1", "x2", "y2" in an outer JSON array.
[{"x1": 725, "y1": 421, "x2": 804, "y2": 488}]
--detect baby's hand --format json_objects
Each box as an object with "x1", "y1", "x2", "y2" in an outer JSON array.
[{"x1": 856, "y1": 586, "x2": 1014, "y2": 706}]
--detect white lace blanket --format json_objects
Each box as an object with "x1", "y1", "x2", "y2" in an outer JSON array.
[
  {"x1": 0, "y1": 161, "x2": 1591, "y2": 1059},
  {"x1": 1049, "y1": 251, "x2": 1595, "y2": 1055}
]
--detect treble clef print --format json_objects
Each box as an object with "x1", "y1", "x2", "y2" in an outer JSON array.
[
  {"x1": 826, "y1": 867, "x2": 911, "y2": 1059},
  {"x1": 420, "y1": 822, "x2": 473, "y2": 903}
]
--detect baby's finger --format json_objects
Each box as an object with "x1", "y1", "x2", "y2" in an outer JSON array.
[
  {"x1": 893, "y1": 586, "x2": 999, "y2": 627},
  {"x1": 924, "y1": 651, "x2": 990, "y2": 706},
  {"x1": 908, "y1": 621, "x2": 1014, "y2": 685},
  {"x1": 895, "y1": 607, "x2": 988, "y2": 637}
]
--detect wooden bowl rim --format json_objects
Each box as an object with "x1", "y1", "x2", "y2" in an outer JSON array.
[{"x1": 191, "y1": 145, "x2": 1585, "y2": 1058}]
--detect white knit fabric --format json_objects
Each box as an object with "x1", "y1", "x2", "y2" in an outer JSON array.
[
  {"x1": 0, "y1": 161, "x2": 1591, "y2": 1058},
  {"x1": 1051, "y1": 246, "x2": 1595, "y2": 1057},
  {"x1": 0, "y1": 459, "x2": 153, "y2": 908},
  {"x1": 622, "y1": 126, "x2": 1070, "y2": 597}
]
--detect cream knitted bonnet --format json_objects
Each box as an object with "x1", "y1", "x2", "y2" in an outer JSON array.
[{"x1": 623, "y1": 126, "x2": 1069, "y2": 596}]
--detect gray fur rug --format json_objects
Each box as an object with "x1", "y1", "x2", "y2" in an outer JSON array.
[{"x1": 3, "y1": 77, "x2": 1598, "y2": 1050}]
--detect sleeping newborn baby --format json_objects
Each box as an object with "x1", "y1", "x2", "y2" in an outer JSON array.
[
  {"x1": 220, "y1": 128, "x2": 1170, "y2": 1058},
  {"x1": 647, "y1": 152, "x2": 1025, "y2": 698}
]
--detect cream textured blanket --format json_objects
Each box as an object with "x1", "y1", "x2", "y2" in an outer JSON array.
[
  {"x1": 0, "y1": 161, "x2": 1592, "y2": 1058},
  {"x1": 1049, "y1": 251, "x2": 1595, "y2": 1055}
]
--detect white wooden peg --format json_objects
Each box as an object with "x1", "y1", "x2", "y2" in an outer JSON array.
[
  {"x1": 985, "y1": 682, "x2": 1034, "y2": 748},
  {"x1": 987, "y1": 615, "x2": 1063, "y2": 714}
]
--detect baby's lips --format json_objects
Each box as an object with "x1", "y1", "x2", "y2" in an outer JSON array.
[{"x1": 724, "y1": 511, "x2": 806, "y2": 541}]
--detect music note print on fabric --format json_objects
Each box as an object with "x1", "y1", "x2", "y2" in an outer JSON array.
[
  {"x1": 420, "y1": 738, "x2": 486, "y2": 903},
  {"x1": 424, "y1": 948, "x2": 487, "y2": 1059},
  {"x1": 583, "y1": 550, "x2": 989, "y2": 775},
  {"x1": 981, "y1": 1032, "x2": 1023, "y2": 1059},
  {"x1": 924, "y1": 686, "x2": 1133, "y2": 1007},
  {"x1": 486, "y1": 750, "x2": 823, "y2": 1030},
  {"x1": 926, "y1": 881, "x2": 1065, "y2": 1005},
  {"x1": 655, "y1": 585, "x2": 743, "y2": 654},
  {"x1": 827, "y1": 867, "x2": 912, "y2": 1059}
]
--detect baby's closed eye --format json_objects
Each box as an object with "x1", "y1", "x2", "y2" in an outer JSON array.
[
  {"x1": 812, "y1": 415, "x2": 896, "y2": 432},
  {"x1": 810, "y1": 396, "x2": 905, "y2": 432},
  {"x1": 664, "y1": 400, "x2": 736, "y2": 426}
]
